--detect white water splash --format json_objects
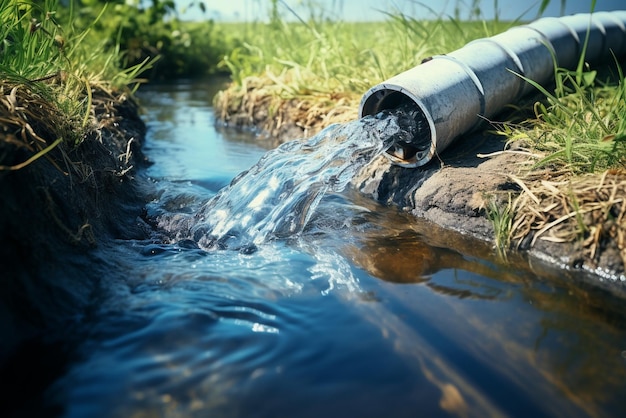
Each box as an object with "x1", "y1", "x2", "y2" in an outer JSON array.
[
  {"x1": 187, "y1": 109, "x2": 418, "y2": 250},
  {"x1": 308, "y1": 247, "x2": 361, "y2": 295}
]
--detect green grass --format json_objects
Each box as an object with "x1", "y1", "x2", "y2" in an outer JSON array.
[
  {"x1": 215, "y1": 10, "x2": 515, "y2": 99},
  {"x1": 511, "y1": 64, "x2": 626, "y2": 175},
  {"x1": 0, "y1": 0, "x2": 152, "y2": 148},
  {"x1": 0, "y1": 0, "x2": 151, "y2": 110},
  {"x1": 486, "y1": 193, "x2": 514, "y2": 258}
]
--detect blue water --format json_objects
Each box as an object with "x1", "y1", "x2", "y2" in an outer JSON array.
[{"x1": 43, "y1": 80, "x2": 626, "y2": 418}]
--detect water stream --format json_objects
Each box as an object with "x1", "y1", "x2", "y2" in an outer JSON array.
[
  {"x1": 157, "y1": 103, "x2": 419, "y2": 251},
  {"x1": 23, "y1": 79, "x2": 626, "y2": 418}
]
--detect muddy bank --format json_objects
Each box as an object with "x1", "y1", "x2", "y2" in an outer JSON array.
[
  {"x1": 0, "y1": 84, "x2": 151, "y2": 386},
  {"x1": 351, "y1": 133, "x2": 626, "y2": 284},
  {"x1": 215, "y1": 88, "x2": 626, "y2": 294}
]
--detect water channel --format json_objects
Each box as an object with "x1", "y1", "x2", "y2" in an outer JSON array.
[{"x1": 41, "y1": 79, "x2": 626, "y2": 417}]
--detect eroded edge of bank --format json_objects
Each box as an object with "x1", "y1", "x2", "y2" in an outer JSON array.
[{"x1": 0, "y1": 83, "x2": 152, "y2": 384}]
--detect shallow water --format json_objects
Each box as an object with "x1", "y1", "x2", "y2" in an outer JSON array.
[{"x1": 39, "y1": 79, "x2": 626, "y2": 418}]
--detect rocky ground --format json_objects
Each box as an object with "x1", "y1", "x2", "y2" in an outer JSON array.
[{"x1": 350, "y1": 131, "x2": 626, "y2": 283}]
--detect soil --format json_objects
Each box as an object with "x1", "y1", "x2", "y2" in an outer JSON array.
[{"x1": 0, "y1": 84, "x2": 152, "y2": 376}]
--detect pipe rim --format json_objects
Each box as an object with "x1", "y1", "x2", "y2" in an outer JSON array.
[{"x1": 360, "y1": 84, "x2": 436, "y2": 168}]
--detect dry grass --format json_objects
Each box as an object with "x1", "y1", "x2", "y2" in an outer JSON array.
[
  {"x1": 1, "y1": 78, "x2": 141, "y2": 180},
  {"x1": 0, "y1": 81, "x2": 71, "y2": 172},
  {"x1": 213, "y1": 72, "x2": 359, "y2": 141},
  {"x1": 509, "y1": 169, "x2": 626, "y2": 271}
]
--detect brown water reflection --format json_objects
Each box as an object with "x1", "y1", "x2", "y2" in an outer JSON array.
[{"x1": 342, "y1": 198, "x2": 626, "y2": 418}]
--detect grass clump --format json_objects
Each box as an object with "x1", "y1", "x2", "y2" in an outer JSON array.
[
  {"x1": 0, "y1": 0, "x2": 150, "y2": 171},
  {"x1": 490, "y1": 60, "x2": 626, "y2": 270},
  {"x1": 486, "y1": 192, "x2": 514, "y2": 259},
  {"x1": 519, "y1": 67, "x2": 626, "y2": 173}
]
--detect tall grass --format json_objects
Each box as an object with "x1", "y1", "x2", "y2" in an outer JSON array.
[
  {"x1": 514, "y1": 64, "x2": 626, "y2": 174},
  {"x1": 0, "y1": 0, "x2": 67, "y2": 80},
  {"x1": 217, "y1": 4, "x2": 514, "y2": 100}
]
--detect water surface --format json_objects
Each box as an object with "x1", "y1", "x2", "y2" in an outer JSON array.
[{"x1": 45, "y1": 79, "x2": 626, "y2": 418}]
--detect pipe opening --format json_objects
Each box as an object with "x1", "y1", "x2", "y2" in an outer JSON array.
[{"x1": 363, "y1": 90, "x2": 433, "y2": 168}]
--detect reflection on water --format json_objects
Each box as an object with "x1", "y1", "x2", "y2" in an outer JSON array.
[
  {"x1": 31, "y1": 80, "x2": 626, "y2": 418},
  {"x1": 337, "y1": 197, "x2": 626, "y2": 418}
]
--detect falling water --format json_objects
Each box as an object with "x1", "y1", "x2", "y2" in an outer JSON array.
[{"x1": 159, "y1": 105, "x2": 423, "y2": 251}]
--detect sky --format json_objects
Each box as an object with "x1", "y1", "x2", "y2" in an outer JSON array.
[{"x1": 176, "y1": 0, "x2": 626, "y2": 22}]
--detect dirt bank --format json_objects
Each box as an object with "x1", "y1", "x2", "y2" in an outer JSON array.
[
  {"x1": 351, "y1": 133, "x2": 626, "y2": 284},
  {"x1": 0, "y1": 82, "x2": 150, "y2": 374},
  {"x1": 215, "y1": 84, "x2": 626, "y2": 294}
]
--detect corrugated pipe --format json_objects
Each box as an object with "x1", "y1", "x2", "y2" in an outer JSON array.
[{"x1": 359, "y1": 11, "x2": 626, "y2": 168}]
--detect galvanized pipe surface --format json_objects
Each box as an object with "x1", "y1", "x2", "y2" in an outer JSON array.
[{"x1": 359, "y1": 11, "x2": 626, "y2": 168}]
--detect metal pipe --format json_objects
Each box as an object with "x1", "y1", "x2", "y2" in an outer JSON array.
[{"x1": 359, "y1": 11, "x2": 626, "y2": 168}]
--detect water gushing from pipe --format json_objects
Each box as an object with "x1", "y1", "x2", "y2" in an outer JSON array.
[{"x1": 184, "y1": 107, "x2": 420, "y2": 250}]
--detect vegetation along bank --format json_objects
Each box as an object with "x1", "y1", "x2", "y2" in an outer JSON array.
[{"x1": 1, "y1": 0, "x2": 153, "y2": 370}]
